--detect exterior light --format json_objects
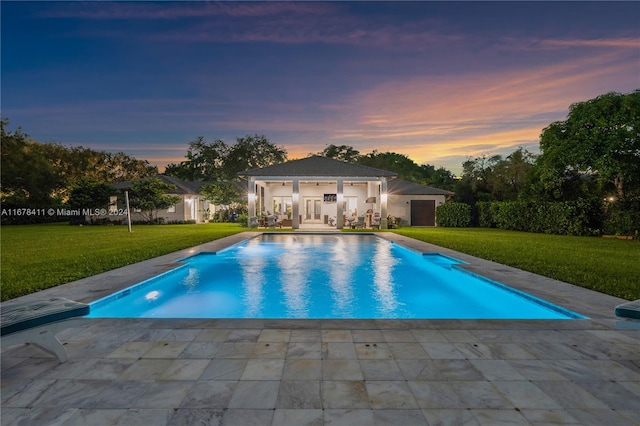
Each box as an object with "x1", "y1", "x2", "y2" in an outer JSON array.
[
  {"x1": 292, "y1": 192, "x2": 299, "y2": 202},
  {"x1": 248, "y1": 193, "x2": 256, "y2": 202},
  {"x1": 145, "y1": 290, "x2": 160, "y2": 301},
  {"x1": 380, "y1": 193, "x2": 388, "y2": 203}
]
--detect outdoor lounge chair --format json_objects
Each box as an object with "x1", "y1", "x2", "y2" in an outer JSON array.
[
  {"x1": 614, "y1": 299, "x2": 640, "y2": 330},
  {"x1": 1, "y1": 297, "x2": 89, "y2": 363},
  {"x1": 615, "y1": 299, "x2": 640, "y2": 320},
  {"x1": 354, "y1": 216, "x2": 365, "y2": 229}
]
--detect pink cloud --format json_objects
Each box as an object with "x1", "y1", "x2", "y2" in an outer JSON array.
[
  {"x1": 539, "y1": 37, "x2": 640, "y2": 49},
  {"x1": 324, "y1": 50, "x2": 638, "y2": 169}
]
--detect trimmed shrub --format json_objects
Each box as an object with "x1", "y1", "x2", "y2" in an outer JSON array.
[
  {"x1": 479, "y1": 199, "x2": 604, "y2": 236},
  {"x1": 436, "y1": 202, "x2": 471, "y2": 227},
  {"x1": 476, "y1": 202, "x2": 495, "y2": 228}
]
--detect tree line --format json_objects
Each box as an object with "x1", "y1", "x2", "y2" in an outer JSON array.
[
  {"x1": 2, "y1": 90, "x2": 637, "y2": 234},
  {"x1": 1, "y1": 118, "x2": 161, "y2": 222},
  {"x1": 451, "y1": 90, "x2": 639, "y2": 236}
]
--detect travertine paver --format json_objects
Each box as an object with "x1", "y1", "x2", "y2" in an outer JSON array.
[
  {"x1": 1, "y1": 232, "x2": 638, "y2": 425},
  {"x1": 3, "y1": 318, "x2": 637, "y2": 425}
]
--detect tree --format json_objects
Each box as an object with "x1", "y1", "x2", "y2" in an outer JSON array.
[
  {"x1": 319, "y1": 144, "x2": 361, "y2": 162},
  {"x1": 67, "y1": 177, "x2": 114, "y2": 210},
  {"x1": 455, "y1": 148, "x2": 536, "y2": 204},
  {"x1": 0, "y1": 118, "x2": 62, "y2": 208},
  {"x1": 166, "y1": 134, "x2": 287, "y2": 182},
  {"x1": 357, "y1": 150, "x2": 425, "y2": 182},
  {"x1": 454, "y1": 155, "x2": 494, "y2": 204},
  {"x1": 1, "y1": 118, "x2": 156, "y2": 208},
  {"x1": 419, "y1": 164, "x2": 457, "y2": 191},
  {"x1": 41, "y1": 144, "x2": 157, "y2": 187},
  {"x1": 200, "y1": 182, "x2": 244, "y2": 222},
  {"x1": 223, "y1": 135, "x2": 287, "y2": 180},
  {"x1": 106, "y1": 151, "x2": 158, "y2": 183},
  {"x1": 66, "y1": 177, "x2": 114, "y2": 224},
  {"x1": 537, "y1": 90, "x2": 640, "y2": 200},
  {"x1": 127, "y1": 178, "x2": 181, "y2": 223}
]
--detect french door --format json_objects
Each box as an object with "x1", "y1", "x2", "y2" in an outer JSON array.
[{"x1": 304, "y1": 198, "x2": 322, "y2": 222}]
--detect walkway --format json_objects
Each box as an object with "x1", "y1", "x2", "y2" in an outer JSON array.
[{"x1": 1, "y1": 232, "x2": 638, "y2": 425}]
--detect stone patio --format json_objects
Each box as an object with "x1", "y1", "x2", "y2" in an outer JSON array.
[{"x1": 1, "y1": 232, "x2": 638, "y2": 425}]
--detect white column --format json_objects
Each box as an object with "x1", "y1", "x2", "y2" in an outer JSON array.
[
  {"x1": 292, "y1": 179, "x2": 300, "y2": 229},
  {"x1": 380, "y1": 178, "x2": 388, "y2": 229},
  {"x1": 336, "y1": 179, "x2": 344, "y2": 229},
  {"x1": 248, "y1": 177, "x2": 257, "y2": 227}
]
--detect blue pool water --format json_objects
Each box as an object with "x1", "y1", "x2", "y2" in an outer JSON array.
[{"x1": 88, "y1": 234, "x2": 584, "y2": 320}]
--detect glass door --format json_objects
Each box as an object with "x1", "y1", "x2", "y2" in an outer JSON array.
[{"x1": 304, "y1": 198, "x2": 322, "y2": 222}]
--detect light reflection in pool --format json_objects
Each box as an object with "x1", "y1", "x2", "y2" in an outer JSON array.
[{"x1": 88, "y1": 234, "x2": 585, "y2": 320}]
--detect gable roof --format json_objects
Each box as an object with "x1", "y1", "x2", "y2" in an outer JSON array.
[
  {"x1": 238, "y1": 156, "x2": 397, "y2": 178},
  {"x1": 387, "y1": 179, "x2": 454, "y2": 196}
]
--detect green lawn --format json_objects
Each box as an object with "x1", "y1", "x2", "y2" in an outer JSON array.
[
  {"x1": 0, "y1": 223, "x2": 245, "y2": 301},
  {"x1": 392, "y1": 228, "x2": 640, "y2": 301},
  {"x1": 1, "y1": 223, "x2": 638, "y2": 302}
]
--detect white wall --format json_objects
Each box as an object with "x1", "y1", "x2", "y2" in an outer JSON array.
[{"x1": 387, "y1": 194, "x2": 447, "y2": 226}]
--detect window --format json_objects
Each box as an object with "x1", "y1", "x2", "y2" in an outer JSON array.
[
  {"x1": 344, "y1": 196, "x2": 358, "y2": 216},
  {"x1": 167, "y1": 205, "x2": 176, "y2": 213},
  {"x1": 109, "y1": 196, "x2": 118, "y2": 213},
  {"x1": 272, "y1": 197, "x2": 292, "y2": 216}
]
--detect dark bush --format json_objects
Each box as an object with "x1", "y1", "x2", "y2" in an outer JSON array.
[
  {"x1": 478, "y1": 199, "x2": 604, "y2": 236},
  {"x1": 436, "y1": 202, "x2": 471, "y2": 227},
  {"x1": 604, "y1": 197, "x2": 640, "y2": 239}
]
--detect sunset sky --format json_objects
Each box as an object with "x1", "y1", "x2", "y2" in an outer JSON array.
[{"x1": 2, "y1": 1, "x2": 638, "y2": 175}]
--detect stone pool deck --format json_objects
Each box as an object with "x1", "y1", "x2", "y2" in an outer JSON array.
[{"x1": 1, "y1": 232, "x2": 638, "y2": 425}]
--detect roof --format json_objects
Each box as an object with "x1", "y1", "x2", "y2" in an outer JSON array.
[
  {"x1": 387, "y1": 179, "x2": 454, "y2": 196},
  {"x1": 238, "y1": 156, "x2": 397, "y2": 178}
]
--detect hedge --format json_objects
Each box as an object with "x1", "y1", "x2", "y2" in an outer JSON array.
[
  {"x1": 436, "y1": 202, "x2": 471, "y2": 227},
  {"x1": 476, "y1": 199, "x2": 604, "y2": 236}
]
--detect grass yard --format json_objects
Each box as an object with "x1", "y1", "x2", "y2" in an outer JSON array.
[
  {"x1": 0, "y1": 222, "x2": 245, "y2": 301},
  {"x1": 392, "y1": 227, "x2": 640, "y2": 301}
]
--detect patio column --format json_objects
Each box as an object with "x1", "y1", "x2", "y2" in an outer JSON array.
[
  {"x1": 248, "y1": 177, "x2": 257, "y2": 227},
  {"x1": 291, "y1": 179, "x2": 300, "y2": 229},
  {"x1": 380, "y1": 178, "x2": 388, "y2": 229},
  {"x1": 336, "y1": 179, "x2": 344, "y2": 229}
]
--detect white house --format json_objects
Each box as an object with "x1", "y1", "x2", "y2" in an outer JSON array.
[{"x1": 239, "y1": 156, "x2": 453, "y2": 229}]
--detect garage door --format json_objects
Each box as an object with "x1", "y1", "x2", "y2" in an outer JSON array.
[{"x1": 411, "y1": 200, "x2": 436, "y2": 226}]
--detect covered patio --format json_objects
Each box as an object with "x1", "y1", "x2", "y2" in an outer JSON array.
[{"x1": 238, "y1": 156, "x2": 397, "y2": 230}]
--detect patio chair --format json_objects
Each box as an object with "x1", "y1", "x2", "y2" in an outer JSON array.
[
  {"x1": 354, "y1": 216, "x2": 365, "y2": 229},
  {"x1": 371, "y1": 213, "x2": 381, "y2": 229},
  {"x1": 1, "y1": 297, "x2": 89, "y2": 363},
  {"x1": 267, "y1": 215, "x2": 281, "y2": 228}
]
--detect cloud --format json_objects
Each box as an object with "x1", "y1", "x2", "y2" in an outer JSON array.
[
  {"x1": 149, "y1": 15, "x2": 460, "y2": 51},
  {"x1": 39, "y1": 2, "x2": 336, "y2": 20},
  {"x1": 324, "y1": 50, "x2": 638, "y2": 169},
  {"x1": 538, "y1": 37, "x2": 640, "y2": 49}
]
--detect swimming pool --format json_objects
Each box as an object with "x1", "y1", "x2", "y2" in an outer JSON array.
[{"x1": 88, "y1": 234, "x2": 584, "y2": 320}]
